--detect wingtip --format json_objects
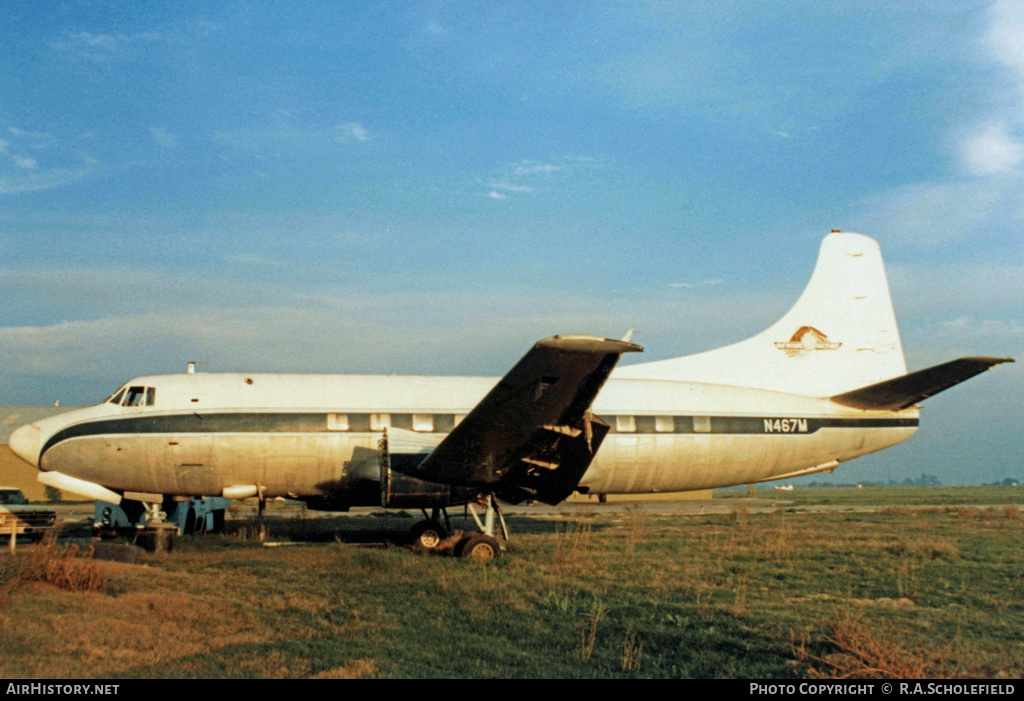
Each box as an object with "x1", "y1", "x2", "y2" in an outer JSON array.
[{"x1": 539, "y1": 334, "x2": 643, "y2": 354}]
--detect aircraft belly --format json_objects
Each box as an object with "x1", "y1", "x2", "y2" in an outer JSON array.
[{"x1": 582, "y1": 426, "x2": 917, "y2": 493}]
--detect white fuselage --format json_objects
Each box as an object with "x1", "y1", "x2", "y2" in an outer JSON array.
[{"x1": 14, "y1": 370, "x2": 918, "y2": 502}]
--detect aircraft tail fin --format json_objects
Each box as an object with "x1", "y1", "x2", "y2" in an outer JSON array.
[{"x1": 615, "y1": 232, "x2": 910, "y2": 397}]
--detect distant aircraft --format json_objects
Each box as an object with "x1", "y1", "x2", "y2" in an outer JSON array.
[{"x1": 7, "y1": 232, "x2": 1012, "y2": 560}]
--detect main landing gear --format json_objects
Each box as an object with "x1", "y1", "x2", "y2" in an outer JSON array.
[
  {"x1": 408, "y1": 507, "x2": 451, "y2": 549},
  {"x1": 406, "y1": 495, "x2": 508, "y2": 563}
]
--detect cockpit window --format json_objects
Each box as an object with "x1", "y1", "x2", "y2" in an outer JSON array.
[
  {"x1": 123, "y1": 386, "x2": 154, "y2": 407},
  {"x1": 105, "y1": 385, "x2": 156, "y2": 406}
]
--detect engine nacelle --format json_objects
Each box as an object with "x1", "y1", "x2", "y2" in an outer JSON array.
[{"x1": 382, "y1": 453, "x2": 476, "y2": 508}]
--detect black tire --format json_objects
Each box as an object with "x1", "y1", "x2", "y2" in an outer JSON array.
[
  {"x1": 184, "y1": 509, "x2": 197, "y2": 535},
  {"x1": 459, "y1": 534, "x2": 501, "y2": 563},
  {"x1": 409, "y1": 520, "x2": 448, "y2": 549},
  {"x1": 453, "y1": 534, "x2": 473, "y2": 558},
  {"x1": 211, "y1": 509, "x2": 225, "y2": 534}
]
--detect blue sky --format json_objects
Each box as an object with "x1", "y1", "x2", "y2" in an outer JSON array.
[{"x1": 1, "y1": 1, "x2": 1021, "y2": 485}]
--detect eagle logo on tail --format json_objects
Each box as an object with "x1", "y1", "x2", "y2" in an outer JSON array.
[{"x1": 774, "y1": 326, "x2": 842, "y2": 358}]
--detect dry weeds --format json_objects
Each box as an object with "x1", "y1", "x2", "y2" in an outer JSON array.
[
  {"x1": 0, "y1": 530, "x2": 107, "y2": 604},
  {"x1": 793, "y1": 612, "x2": 961, "y2": 679}
]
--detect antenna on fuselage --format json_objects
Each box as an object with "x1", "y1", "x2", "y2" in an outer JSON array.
[{"x1": 187, "y1": 361, "x2": 197, "y2": 375}]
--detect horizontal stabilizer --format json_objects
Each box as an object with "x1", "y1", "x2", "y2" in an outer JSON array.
[{"x1": 830, "y1": 357, "x2": 1014, "y2": 411}]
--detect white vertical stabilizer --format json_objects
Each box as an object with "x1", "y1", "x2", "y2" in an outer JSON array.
[{"x1": 615, "y1": 232, "x2": 908, "y2": 397}]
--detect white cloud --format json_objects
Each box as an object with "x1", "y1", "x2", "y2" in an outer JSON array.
[
  {"x1": 960, "y1": 120, "x2": 1024, "y2": 176},
  {"x1": 482, "y1": 156, "x2": 598, "y2": 200},
  {"x1": 149, "y1": 127, "x2": 178, "y2": 148},
  {"x1": 487, "y1": 180, "x2": 534, "y2": 195},
  {"x1": 0, "y1": 160, "x2": 97, "y2": 195},
  {"x1": 848, "y1": 157, "x2": 1024, "y2": 248},
  {"x1": 669, "y1": 279, "x2": 724, "y2": 289},
  {"x1": 421, "y1": 21, "x2": 449, "y2": 38},
  {"x1": 513, "y1": 162, "x2": 561, "y2": 176},
  {"x1": 0, "y1": 127, "x2": 96, "y2": 195},
  {"x1": 336, "y1": 122, "x2": 370, "y2": 143},
  {"x1": 886, "y1": 259, "x2": 1024, "y2": 363},
  {"x1": 953, "y1": 2, "x2": 1024, "y2": 178},
  {"x1": 852, "y1": 2, "x2": 1024, "y2": 246},
  {"x1": 51, "y1": 31, "x2": 163, "y2": 63},
  {"x1": 986, "y1": 0, "x2": 1024, "y2": 78},
  {"x1": 0, "y1": 135, "x2": 37, "y2": 170},
  {"x1": 0, "y1": 268, "x2": 795, "y2": 395}
]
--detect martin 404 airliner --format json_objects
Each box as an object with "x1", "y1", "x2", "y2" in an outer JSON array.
[{"x1": 8, "y1": 232, "x2": 1013, "y2": 560}]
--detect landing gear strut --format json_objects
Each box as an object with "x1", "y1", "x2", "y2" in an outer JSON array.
[
  {"x1": 135, "y1": 500, "x2": 176, "y2": 553},
  {"x1": 454, "y1": 494, "x2": 507, "y2": 563}
]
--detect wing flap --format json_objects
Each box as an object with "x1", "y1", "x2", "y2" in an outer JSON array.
[
  {"x1": 395, "y1": 335, "x2": 641, "y2": 504},
  {"x1": 830, "y1": 356, "x2": 1014, "y2": 411}
]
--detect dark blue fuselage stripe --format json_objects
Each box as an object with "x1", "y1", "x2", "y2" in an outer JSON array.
[{"x1": 39, "y1": 412, "x2": 919, "y2": 459}]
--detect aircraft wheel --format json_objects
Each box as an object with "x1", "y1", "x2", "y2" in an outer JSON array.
[
  {"x1": 409, "y1": 520, "x2": 448, "y2": 549},
  {"x1": 459, "y1": 534, "x2": 502, "y2": 563},
  {"x1": 184, "y1": 509, "x2": 197, "y2": 535},
  {"x1": 211, "y1": 510, "x2": 225, "y2": 534},
  {"x1": 453, "y1": 534, "x2": 473, "y2": 558}
]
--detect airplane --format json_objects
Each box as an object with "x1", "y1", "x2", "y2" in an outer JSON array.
[{"x1": 7, "y1": 231, "x2": 1013, "y2": 561}]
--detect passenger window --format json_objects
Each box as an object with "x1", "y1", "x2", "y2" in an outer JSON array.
[
  {"x1": 694, "y1": 416, "x2": 712, "y2": 433},
  {"x1": 433, "y1": 414, "x2": 455, "y2": 433},
  {"x1": 655, "y1": 416, "x2": 674, "y2": 433},
  {"x1": 370, "y1": 414, "x2": 390, "y2": 431},
  {"x1": 413, "y1": 414, "x2": 434, "y2": 432},
  {"x1": 327, "y1": 413, "x2": 349, "y2": 431},
  {"x1": 391, "y1": 414, "x2": 413, "y2": 430},
  {"x1": 348, "y1": 414, "x2": 371, "y2": 432},
  {"x1": 634, "y1": 416, "x2": 656, "y2": 433},
  {"x1": 615, "y1": 416, "x2": 636, "y2": 433},
  {"x1": 145, "y1": 387, "x2": 156, "y2": 406}
]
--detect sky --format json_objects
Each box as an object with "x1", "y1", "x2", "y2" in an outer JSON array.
[{"x1": 1, "y1": 1, "x2": 1021, "y2": 485}]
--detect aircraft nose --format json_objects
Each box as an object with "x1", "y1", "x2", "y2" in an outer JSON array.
[{"x1": 8, "y1": 423, "x2": 41, "y2": 468}]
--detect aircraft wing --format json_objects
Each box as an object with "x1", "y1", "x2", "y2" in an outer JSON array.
[
  {"x1": 830, "y1": 356, "x2": 1014, "y2": 411},
  {"x1": 391, "y1": 334, "x2": 642, "y2": 505}
]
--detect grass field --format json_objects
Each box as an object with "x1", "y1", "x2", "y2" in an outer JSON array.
[{"x1": 0, "y1": 487, "x2": 1021, "y2": 679}]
